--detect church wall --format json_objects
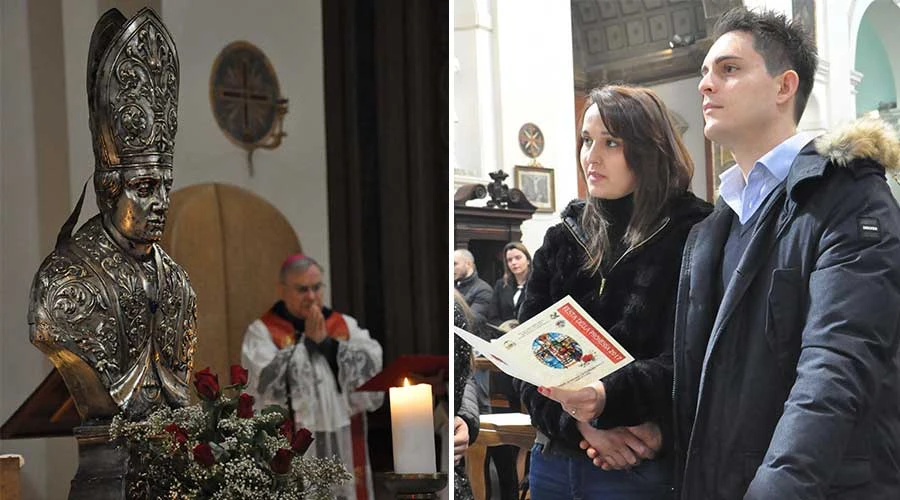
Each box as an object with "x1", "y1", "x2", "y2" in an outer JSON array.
[
  {"x1": 1, "y1": 2, "x2": 79, "y2": 499},
  {"x1": 492, "y1": 0, "x2": 578, "y2": 256},
  {"x1": 648, "y1": 77, "x2": 708, "y2": 201},
  {"x1": 159, "y1": 0, "x2": 331, "y2": 295},
  {"x1": 453, "y1": 0, "x2": 502, "y2": 183}
]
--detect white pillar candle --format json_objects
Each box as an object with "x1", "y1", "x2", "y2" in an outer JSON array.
[{"x1": 389, "y1": 378, "x2": 436, "y2": 473}]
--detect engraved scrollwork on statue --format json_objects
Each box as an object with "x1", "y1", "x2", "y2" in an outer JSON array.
[
  {"x1": 50, "y1": 280, "x2": 99, "y2": 325},
  {"x1": 34, "y1": 266, "x2": 121, "y2": 378},
  {"x1": 92, "y1": 319, "x2": 120, "y2": 373},
  {"x1": 99, "y1": 251, "x2": 148, "y2": 357},
  {"x1": 153, "y1": 256, "x2": 180, "y2": 368},
  {"x1": 178, "y1": 291, "x2": 197, "y2": 373},
  {"x1": 113, "y1": 22, "x2": 178, "y2": 154}
]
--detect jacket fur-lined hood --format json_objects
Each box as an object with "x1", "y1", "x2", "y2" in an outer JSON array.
[{"x1": 815, "y1": 116, "x2": 900, "y2": 171}]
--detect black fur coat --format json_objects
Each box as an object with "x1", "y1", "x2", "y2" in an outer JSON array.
[{"x1": 514, "y1": 190, "x2": 712, "y2": 454}]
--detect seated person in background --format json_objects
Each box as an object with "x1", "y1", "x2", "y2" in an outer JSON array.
[
  {"x1": 242, "y1": 254, "x2": 384, "y2": 500},
  {"x1": 488, "y1": 241, "x2": 533, "y2": 336},
  {"x1": 453, "y1": 248, "x2": 493, "y2": 334},
  {"x1": 454, "y1": 248, "x2": 494, "y2": 414}
]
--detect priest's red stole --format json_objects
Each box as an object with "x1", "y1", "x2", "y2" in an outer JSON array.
[{"x1": 261, "y1": 309, "x2": 350, "y2": 349}]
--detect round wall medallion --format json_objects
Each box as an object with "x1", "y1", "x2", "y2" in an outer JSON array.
[
  {"x1": 210, "y1": 41, "x2": 282, "y2": 148},
  {"x1": 518, "y1": 122, "x2": 545, "y2": 159}
]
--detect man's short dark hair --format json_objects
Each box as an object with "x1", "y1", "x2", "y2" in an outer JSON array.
[{"x1": 713, "y1": 7, "x2": 818, "y2": 124}]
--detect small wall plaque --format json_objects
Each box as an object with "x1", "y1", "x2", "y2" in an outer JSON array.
[{"x1": 210, "y1": 41, "x2": 288, "y2": 174}]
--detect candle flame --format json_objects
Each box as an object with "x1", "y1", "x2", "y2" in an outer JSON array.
[{"x1": 402, "y1": 377, "x2": 410, "y2": 387}]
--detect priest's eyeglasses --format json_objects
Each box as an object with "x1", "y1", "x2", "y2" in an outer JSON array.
[{"x1": 292, "y1": 282, "x2": 325, "y2": 294}]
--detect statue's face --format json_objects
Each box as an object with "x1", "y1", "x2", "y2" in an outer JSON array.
[{"x1": 110, "y1": 168, "x2": 173, "y2": 244}]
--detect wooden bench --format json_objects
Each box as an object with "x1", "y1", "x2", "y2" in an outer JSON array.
[{"x1": 466, "y1": 413, "x2": 535, "y2": 500}]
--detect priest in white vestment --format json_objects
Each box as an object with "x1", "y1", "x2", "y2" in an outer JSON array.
[{"x1": 242, "y1": 254, "x2": 384, "y2": 500}]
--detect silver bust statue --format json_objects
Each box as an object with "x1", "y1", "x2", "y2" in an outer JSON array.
[{"x1": 28, "y1": 7, "x2": 196, "y2": 420}]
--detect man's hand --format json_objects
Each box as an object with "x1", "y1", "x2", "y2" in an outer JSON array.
[
  {"x1": 304, "y1": 305, "x2": 328, "y2": 343},
  {"x1": 453, "y1": 416, "x2": 469, "y2": 464},
  {"x1": 578, "y1": 421, "x2": 662, "y2": 470},
  {"x1": 538, "y1": 381, "x2": 606, "y2": 422},
  {"x1": 627, "y1": 421, "x2": 662, "y2": 454}
]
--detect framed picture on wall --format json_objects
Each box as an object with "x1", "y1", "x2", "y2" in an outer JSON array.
[{"x1": 515, "y1": 165, "x2": 555, "y2": 213}]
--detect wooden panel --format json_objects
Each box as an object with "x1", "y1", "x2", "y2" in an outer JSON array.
[
  {"x1": 162, "y1": 184, "x2": 229, "y2": 380},
  {"x1": 161, "y1": 183, "x2": 301, "y2": 380},
  {"x1": 0, "y1": 455, "x2": 23, "y2": 500},
  {"x1": 217, "y1": 184, "x2": 301, "y2": 370}
]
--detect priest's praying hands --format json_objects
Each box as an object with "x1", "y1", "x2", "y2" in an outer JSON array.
[
  {"x1": 303, "y1": 303, "x2": 328, "y2": 343},
  {"x1": 537, "y1": 381, "x2": 606, "y2": 422}
]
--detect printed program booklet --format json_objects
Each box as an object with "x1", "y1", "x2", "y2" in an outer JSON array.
[{"x1": 454, "y1": 295, "x2": 634, "y2": 389}]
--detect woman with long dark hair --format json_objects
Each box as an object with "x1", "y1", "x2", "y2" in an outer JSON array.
[
  {"x1": 514, "y1": 85, "x2": 712, "y2": 499},
  {"x1": 488, "y1": 241, "x2": 533, "y2": 332}
]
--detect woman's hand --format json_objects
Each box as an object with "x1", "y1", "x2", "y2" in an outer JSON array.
[
  {"x1": 577, "y1": 421, "x2": 662, "y2": 470},
  {"x1": 453, "y1": 416, "x2": 469, "y2": 464},
  {"x1": 538, "y1": 381, "x2": 606, "y2": 422}
]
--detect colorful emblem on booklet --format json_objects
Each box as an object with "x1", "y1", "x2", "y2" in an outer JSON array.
[{"x1": 533, "y1": 332, "x2": 584, "y2": 369}]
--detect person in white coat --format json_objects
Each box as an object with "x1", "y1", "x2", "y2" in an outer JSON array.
[{"x1": 242, "y1": 254, "x2": 384, "y2": 500}]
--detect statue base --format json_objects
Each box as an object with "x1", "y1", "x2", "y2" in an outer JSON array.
[{"x1": 68, "y1": 424, "x2": 129, "y2": 500}]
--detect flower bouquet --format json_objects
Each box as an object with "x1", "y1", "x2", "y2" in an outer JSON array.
[{"x1": 110, "y1": 365, "x2": 351, "y2": 499}]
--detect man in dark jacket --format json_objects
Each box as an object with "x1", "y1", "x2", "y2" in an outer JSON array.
[
  {"x1": 453, "y1": 248, "x2": 493, "y2": 331},
  {"x1": 674, "y1": 7, "x2": 900, "y2": 499}
]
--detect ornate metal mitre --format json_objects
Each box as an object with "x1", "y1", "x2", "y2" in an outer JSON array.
[
  {"x1": 28, "y1": 8, "x2": 195, "y2": 422},
  {"x1": 87, "y1": 7, "x2": 178, "y2": 171}
]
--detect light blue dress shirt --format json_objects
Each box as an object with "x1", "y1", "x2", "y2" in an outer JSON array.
[{"x1": 718, "y1": 132, "x2": 820, "y2": 224}]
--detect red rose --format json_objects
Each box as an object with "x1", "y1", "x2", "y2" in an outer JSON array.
[
  {"x1": 230, "y1": 365, "x2": 248, "y2": 386},
  {"x1": 164, "y1": 423, "x2": 188, "y2": 445},
  {"x1": 280, "y1": 418, "x2": 294, "y2": 439},
  {"x1": 291, "y1": 427, "x2": 314, "y2": 455},
  {"x1": 192, "y1": 442, "x2": 215, "y2": 467},
  {"x1": 270, "y1": 448, "x2": 294, "y2": 474},
  {"x1": 193, "y1": 367, "x2": 220, "y2": 401},
  {"x1": 237, "y1": 393, "x2": 254, "y2": 418}
]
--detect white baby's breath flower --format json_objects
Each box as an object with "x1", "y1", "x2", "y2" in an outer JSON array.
[{"x1": 109, "y1": 371, "x2": 348, "y2": 499}]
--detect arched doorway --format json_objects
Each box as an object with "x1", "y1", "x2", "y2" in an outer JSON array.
[{"x1": 853, "y1": 0, "x2": 900, "y2": 128}]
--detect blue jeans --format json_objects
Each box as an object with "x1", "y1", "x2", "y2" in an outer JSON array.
[{"x1": 529, "y1": 443, "x2": 674, "y2": 500}]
